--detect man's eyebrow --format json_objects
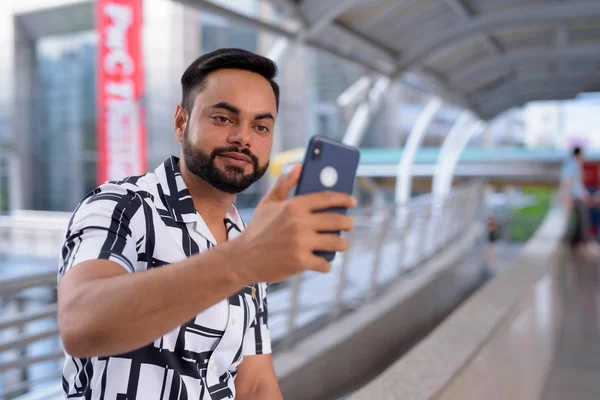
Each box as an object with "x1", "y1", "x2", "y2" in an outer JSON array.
[
  {"x1": 211, "y1": 102, "x2": 274, "y2": 121},
  {"x1": 255, "y1": 112, "x2": 274, "y2": 121},
  {"x1": 211, "y1": 102, "x2": 240, "y2": 115}
]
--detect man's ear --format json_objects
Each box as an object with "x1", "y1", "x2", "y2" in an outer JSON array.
[{"x1": 174, "y1": 104, "x2": 187, "y2": 143}]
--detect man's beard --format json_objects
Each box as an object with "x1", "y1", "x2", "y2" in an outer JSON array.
[{"x1": 182, "y1": 128, "x2": 269, "y2": 194}]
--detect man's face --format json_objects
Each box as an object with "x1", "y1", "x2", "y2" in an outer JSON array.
[{"x1": 175, "y1": 69, "x2": 276, "y2": 194}]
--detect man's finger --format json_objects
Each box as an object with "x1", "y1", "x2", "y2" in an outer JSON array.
[
  {"x1": 262, "y1": 164, "x2": 301, "y2": 203},
  {"x1": 293, "y1": 191, "x2": 357, "y2": 212},
  {"x1": 307, "y1": 213, "x2": 354, "y2": 232},
  {"x1": 309, "y1": 233, "x2": 349, "y2": 253},
  {"x1": 304, "y1": 254, "x2": 332, "y2": 273}
]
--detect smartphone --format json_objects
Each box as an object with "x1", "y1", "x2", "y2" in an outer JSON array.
[{"x1": 295, "y1": 135, "x2": 360, "y2": 261}]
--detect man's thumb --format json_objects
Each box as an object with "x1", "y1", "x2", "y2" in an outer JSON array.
[{"x1": 263, "y1": 164, "x2": 301, "y2": 202}]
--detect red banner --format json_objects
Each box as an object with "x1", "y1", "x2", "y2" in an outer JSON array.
[
  {"x1": 97, "y1": 0, "x2": 146, "y2": 184},
  {"x1": 583, "y1": 161, "x2": 600, "y2": 190}
]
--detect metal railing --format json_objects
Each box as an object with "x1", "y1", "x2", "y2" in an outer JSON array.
[
  {"x1": 272, "y1": 182, "x2": 484, "y2": 346},
  {"x1": 0, "y1": 210, "x2": 70, "y2": 259},
  {"x1": 0, "y1": 182, "x2": 484, "y2": 399}
]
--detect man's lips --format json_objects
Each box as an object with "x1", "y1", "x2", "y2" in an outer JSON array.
[{"x1": 219, "y1": 152, "x2": 252, "y2": 164}]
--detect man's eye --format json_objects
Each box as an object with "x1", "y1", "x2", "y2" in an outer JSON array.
[
  {"x1": 256, "y1": 125, "x2": 270, "y2": 133},
  {"x1": 213, "y1": 116, "x2": 230, "y2": 124}
]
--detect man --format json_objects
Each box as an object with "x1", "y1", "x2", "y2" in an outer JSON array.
[
  {"x1": 57, "y1": 48, "x2": 356, "y2": 399},
  {"x1": 561, "y1": 146, "x2": 599, "y2": 256}
]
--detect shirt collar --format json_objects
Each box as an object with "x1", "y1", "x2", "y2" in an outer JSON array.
[
  {"x1": 156, "y1": 156, "x2": 198, "y2": 223},
  {"x1": 156, "y1": 156, "x2": 245, "y2": 237}
]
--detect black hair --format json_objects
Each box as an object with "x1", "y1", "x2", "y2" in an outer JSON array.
[
  {"x1": 573, "y1": 147, "x2": 582, "y2": 156},
  {"x1": 180, "y1": 48, "x2": 279, "y2": 115}
]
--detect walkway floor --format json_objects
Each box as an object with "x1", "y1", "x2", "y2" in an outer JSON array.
[{"x1": 543, "y1": 249, "x2": 600, "y2": 400}]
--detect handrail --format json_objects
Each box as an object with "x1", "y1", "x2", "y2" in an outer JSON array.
[
  {"x1": 0, "y1": 326, "x2": 60, "y2": 353},
  {"x1": 0, "y1": 351, "x2": 65, "y2": 373},
  {"x1": 0, "y1": 371, "x2": 63, "y2": 398},
  {"x1": 0, "y1": 304, "x2": 58, "y2": 330},
  {"x1": 0, "y1": 271, "x2": 56, "y2": 296}
]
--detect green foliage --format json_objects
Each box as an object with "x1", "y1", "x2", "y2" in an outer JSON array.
[
  {"x1": 0, "y1": 187, "x2": 8, "y2": 212},
  {"x1": 508, "y1": 187, "x2": 553, "y2": 242}
]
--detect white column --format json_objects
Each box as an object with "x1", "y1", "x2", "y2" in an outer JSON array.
[
  {"x1": 342, "y1": 76, "x2": 390, "y2": 147},
  {"x1": 436, "y1": 121, "x2": 486, "y2": 200},
  {"x1": 427, "y1": 114, "x2": 485, "y2": 254},
  {"x1": 432, "y1": 112, "x2": 472, "y2": 200},
  {"x1": 394, "y1": 97, "x2": 442, "y2": 204}
]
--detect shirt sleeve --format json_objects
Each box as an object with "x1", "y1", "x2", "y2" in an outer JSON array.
[
  {"x1": 561, "y1": 162, "x2": 575, "y2": 180},
  {"x1": 243, "y1": 282, "x2": 272, "y2": 356},
  {"x1": 57, "y1": 184, "x2": 145, "y2": 284}
]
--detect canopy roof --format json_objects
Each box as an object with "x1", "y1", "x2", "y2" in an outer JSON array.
[{"x1": 182, "y1": 0, "x2": 600, "y2": 120}]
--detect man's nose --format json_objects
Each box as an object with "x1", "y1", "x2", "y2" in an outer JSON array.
[{"x1": 227, "y1": 125, "x2": 252, "y2": 148}]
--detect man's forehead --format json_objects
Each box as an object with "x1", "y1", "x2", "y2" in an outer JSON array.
[{"x1": 197, "y1": 70, "x2": 276, "y2": 111}]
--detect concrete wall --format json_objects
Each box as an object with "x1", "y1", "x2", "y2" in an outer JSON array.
[
  {"x1": 350, "y1": 206, "x2": 567, "y2": 400},
  {"x1": 274, "y1": 222, "x2": 486, "y2": 400}
]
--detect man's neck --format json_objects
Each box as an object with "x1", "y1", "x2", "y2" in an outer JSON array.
[{"x1": 178, "y1": 158, "x2": 236, "y2": 230}]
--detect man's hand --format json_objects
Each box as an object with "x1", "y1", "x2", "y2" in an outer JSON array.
[
  {"x1": 235, "y1": 354, "x2": 282, "y2": 400},
  {"x1": 232, "y1": 164, "x2": 356, "y2": 284}
]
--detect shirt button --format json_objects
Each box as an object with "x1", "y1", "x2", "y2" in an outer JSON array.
[
  {"x1": 232, "y1": 319, "x2": 236, "y2": 326},
  {"x1": 210, "y1": 362, "x2": 216, "y2": 371}
]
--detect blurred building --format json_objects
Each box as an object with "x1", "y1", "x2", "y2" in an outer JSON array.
[
  {"x1": 524, "y1": 97, "x2": 600, "y2": 150},
  {"x1": 0, "y1": 0, "x2": 374, "y2": 212},
  {"x1": 0, "y1": 0, "x2": 529, "y2": 214}
]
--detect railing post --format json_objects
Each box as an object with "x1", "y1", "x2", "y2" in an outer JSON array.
[
  {"x1": 368, "y1": 212, "x2": 393, "y2": 301},
  {"x1": 417, "y1": 204, "x2": 432, "y2": 262},
  {"x1": 285, "y1": 274, "x2": 302, "y2": 347},
  {"x1": 396, "y1": 205, "x2": 412, "y2": 276},
  {"x1": 332, "y1": 228, "x2": 355, "y2": 319}
]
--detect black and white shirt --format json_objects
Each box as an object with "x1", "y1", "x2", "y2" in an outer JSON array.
[{"x1": 58, "y1": 156, "x2": 271, "y2": 400}]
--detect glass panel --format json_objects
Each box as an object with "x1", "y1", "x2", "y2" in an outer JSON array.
[
  {"x1": 33, "y1": 31, "x2": 97, "y2": 211},
  {"x1": 200, "y1": 15, "x2": 258, "y2": 53}
]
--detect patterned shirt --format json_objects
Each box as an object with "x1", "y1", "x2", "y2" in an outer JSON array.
[{"x1": 58, "y1": 156, "x2": 271, "y2": 400}]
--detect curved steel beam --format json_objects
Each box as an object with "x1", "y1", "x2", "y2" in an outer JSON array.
[
  {"x1": 472, "y1": 73, "x2": 600, "y2": 106},
  {"x1": 354, "y1": 0, "x2": 422, "y2": 31},
  {"x1": 395, "y1": 1, "x2": 600, "y2": 71},
  {"x1": 443, "y1": 0, "x2": 503, "y2": 56},
  {"x1": 432, "y1": 112, "x2": 471, "y2": 200},
  {"x1": 266, "y1": 38, "x2": 290, "y2": 65},
  {"x1": 342, "y1": 76, "x2": 391, "y2": 147},
  {"x1": 300, "y1": 0, "x2": 363, "y2": 35},
  {"x1": 176, "y1": 0, "x2": 394, "y2": 74},
  {"x1": 296, "y1": 0, "x2": 399, "y2": 64},
  {"x1": 428, "y1": 116, "x2": 484, "y2": 253},
  {"x1": 337, "y1": 76, "x2": 373, "y2": 108},
  {"x1": 433, "y1": 119, "x2": 485, "y2": 200},
  {"x1": 452, "y1": 44, "x2": 600, "y2": 92},
  {"x1": 395, "y1": 97, "x2": 442, "y2": 204}
]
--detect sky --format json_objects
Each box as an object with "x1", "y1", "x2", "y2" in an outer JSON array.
[{"x1": 523, "y1": 95, "x2": 600, "y2": 150}]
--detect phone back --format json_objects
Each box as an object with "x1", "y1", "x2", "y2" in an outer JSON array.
[{"x1": 295, "y1": 136, "x2": 360, "y2": 261}]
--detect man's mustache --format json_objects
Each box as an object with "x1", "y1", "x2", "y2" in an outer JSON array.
[{"x1": 212, "y1": 146, "x2": 259, "y2": 166}]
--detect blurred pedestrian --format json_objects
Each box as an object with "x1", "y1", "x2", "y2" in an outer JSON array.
[
  {"x1": 486, "y1": 214, "x2": 499, "y2": 265},
  {"x1": 561, "y1": 146, "x2": 600, "y2": 257}
]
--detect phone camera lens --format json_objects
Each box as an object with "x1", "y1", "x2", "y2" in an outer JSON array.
[{"x1": 312, "y1": 145, "x2": 321, "y2": 160}]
